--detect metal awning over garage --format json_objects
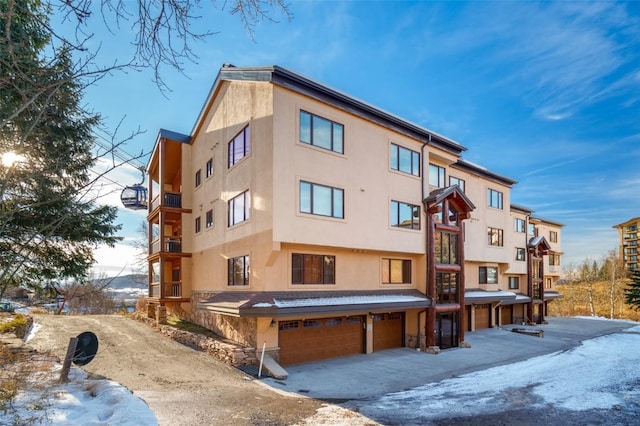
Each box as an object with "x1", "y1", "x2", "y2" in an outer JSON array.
[
  {"x1": 465, "y1": 289, "x2": 518, "y2": 304},
  {"x1": 198, "y1": 289, "x2": 432, "y2": 317}
]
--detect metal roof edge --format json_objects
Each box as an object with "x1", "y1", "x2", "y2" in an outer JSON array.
[{"x1": 452, "y1": 159, "x2": 517, "y2": 186}]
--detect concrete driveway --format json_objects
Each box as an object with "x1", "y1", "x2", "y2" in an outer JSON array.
[{"x1": 261, "y1": 316, "x2": 636, "y2": 401}]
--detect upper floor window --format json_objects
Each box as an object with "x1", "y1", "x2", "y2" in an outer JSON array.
[
  {"x1": 479, "y1": 266, "x2": 498, "y2": 284},
  {"x1": 206, "y1": 158, "x2": 213, "y2": 178},
  {"x1": 449, "y1": 176, "x2": 465, "y2": 192},
  {"x1": 390, "y1": 143, "x2": 420, "y2": 176},
  {"x1": 292, "y1": 253, "x2": 335, "y2": 285},
  {"x1": 299, "y1": 110, "x2": 344, "y2": 154},
  {"x1": 545, "y1": 278, "x2": 552, "y2": 289},
  {"x1": 205, "y1": 209, "x2": 214, "y2": 229},
  {"x1": 514, "y1": 218, "x2": 525, "y2": 233},
  {"x1": 508, "y1": 276, "x2": 519, "y2": 289},
  {"x1": 195, "y1": 216, "x2": 201, "y2": 233},
  {"x1": 228, "y1": 255, "x2": 249, "y2": 286},
  {"x1": 487, "y1": 188, "x2": 503, "y2": 209},
  {"x1": 436, "y1": 272, "x2": 457, "y2": 303},
  {"x1": 435, "y1": 231, "x2": 458, "y2": 264},
  {"x1": 382, "y1": 258, "x2": 411, "y2": 284},
  {"x1": 429, "y1": 164, "x2": 446, "y2": 188},
  {"x1": 390, "y1": 200, "x2": 420, "y2": 230},
  {"x1": 228, "y1": 126, "x2": 250, "y2": 168},
  {"x1": 228, "y1": 190, "x2": 250, "y2": 227},
  {"x1": 549, "y1": 254, "x2": 561, "y2": 266},
  {"x1": 195, "y1": 169, "x2": 202, "y2": 187},
  {"x1": 300, "y1": 181, "x2": 344, "y2": 219},
  {"x1": 516, "y1": 247, "x2": 526, "y2": 261},
  {"x1": 488, "y1": 227, "x2": 504, "y2": 246},
  {"x1": 528, "y1": 223, "x2": 537, "y2": 237},
  {"x1": 549, "y1": 231, "x2": 558, "y2": 242}
]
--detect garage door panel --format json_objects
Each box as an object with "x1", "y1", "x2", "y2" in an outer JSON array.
[
  {"x1": 501, "y1": 305, "x2": 513, "y2": 325},
  {"x1": 475, "y1": 304, "x2": 490, "y2": 330},
  {"x1": 373, "y1": 313, "x2": 404, "y2": 351}
]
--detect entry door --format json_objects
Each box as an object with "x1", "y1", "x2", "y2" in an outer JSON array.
[{"x1": 437, "y1": 312, "x2": 458, "y2": 349}]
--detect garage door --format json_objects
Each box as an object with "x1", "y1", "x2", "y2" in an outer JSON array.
[
  {"x1": 474, "y1": 304, "x2": 491, "y2": 330},
  {"x1": 278, "y1": 316, "x2": 364, "y2": 366},
  {"x1": 373, "y1": 312, "x2": 404, "y2": 351},
  {"x1": 501, "y1": 305, "x2": 513, "y2": 325}
]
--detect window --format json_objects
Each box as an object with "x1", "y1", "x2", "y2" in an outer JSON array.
[
  {"x1": 488, "y1": 227, "x2": 504, "y2": 246},
  {"x1": 299, "y1": 110, "x2": 344, "y2": 154},
  {"x1": 195, "y1": 169, "x2": 201, "y2": 187},
  {"x1": 228, "y1": 126, "x2": 250, "y2": 168},
  {"x1": 516, "y1": 247, "x2": 526, "y2": 261},
  {"x1": 514, "y1": 218, "x2": 525, "y2": 233},
  {"x1": 206, "y1": 158, "x2": 213, "y2": 178},
  {"x1": 195, "y1": 216, "x2": 201, "y2": 233},
  {"x1": 205, "y1": 209, "x2": 214, "y2": 228},
  {"x1": 549, "y1": 231, "x2": 558, "y2": 242},
  {"x1": 508, "y1": 276, "x2": 519, "y2": 289},
  {"x1": 292, "y1": 254, "x2": 335, "y2": 284},
  {"x1": 429, "y1": 164, "x2": 446, "y2": 188},
  {"x1": 228, "y1": 255, "x2": 249, "y2": 286},
  {"x1": 382, "y1": 259, "x2": 411, "y2": 284},
  {"x1": 487, "y1": 188, "x2": 503, "y2": 209},
  {"x1": 449, "y1": 176, "x2": 465, "y2": 192},
  {"x1": 390, "y1": 200, "x2": 420, "y2": 230},
  {"x1": 528, "y1": 223, "x2": 537, "y2": 236},
  {"x1": 479, "y1": 266, "x2": 498, "y2": 284},
  {"x1": 545, "y1": 278, "x2": 552, "y2": 289},
  {"x1": 435, "y1": 232, "x2": 458, "y2": 264},
  {"x1": 436, "y1": 272, "x2": 457, "y2": 303},
  {"x1": 228, "y1": 190, "x2": 250, "y2": 226},
  {"x1": 390, "y1": 143, "x2": 420, "y2": 176},
  {"x1": 299, "y1": 181, "x2": 344, "y2": 219},
  {"x1": 549, "y1": 254, "x2": 560, "y2": 266}
]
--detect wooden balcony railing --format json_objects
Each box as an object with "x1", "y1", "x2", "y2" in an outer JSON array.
[
  {"x1": 148, "y1": 281, "x2": 182, "y2": 298},
  {"x1": 150, "y1": 237, "x2": 182, "y2": 254}
]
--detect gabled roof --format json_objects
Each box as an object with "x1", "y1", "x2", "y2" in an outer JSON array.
[
  {"x1": 424, "y1": 185, "x2": 476, "y2": 219},
  {"x1": 613, "y1": 217, "x2": 640, "y2": 229},
  {"x1": 528, "y1": 235, "x2": 553, "y2": 252},
  {"x1": 191, "y1": 64, "x2": 467, "y2": 156}
]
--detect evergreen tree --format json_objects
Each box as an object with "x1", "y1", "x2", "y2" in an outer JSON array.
[{"x1": 625, "y1": 269, "x2": 640, "y2": 310}]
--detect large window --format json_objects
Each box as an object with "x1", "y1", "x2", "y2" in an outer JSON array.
[
  {"x1": 435, "y1": 232, "x2": 458, "y2": 264},
  {"x1": 390, "y1": 143, "x2": 420, "y2": 176},
  {"x1": 449, "y1": 176, "x2": 465, "y2": 192},
  {"x1": 514, "y1": 218, "x2": 525, "y2": 233},
  {"x1": 488, "y1": 227, "x2": 504, "y2": 246},
  {"x1": 390, "y1": 200, "x2": 420, "y2": 230},
  {"x1": 228, "y1": 190, "x2": 250, "y2": 226},
  {"x1": 436, "y1": 272, "x2": 457, "y2": 303},
  {"x1": 516, "y1": 247, "x2": 526, "y2": 261},
  {"x1": 299, "y1": 110, "x2": 344, "y2": 154},
  {"x1": 299, "y1": 181, "x2": 344, "y2": 218},
  {"x1": 205, "y1": 209, "x2": 214, "y2": 229},
  {"x1": 508, "y1": 276, "x2": 519, "y2": 289},
  {"x1": 382, "y1": 259, "x2": 411, "y2": 284},
  {"x1": 429, "y1": 164, "x2": 446, "y2": 188},
  {"x1": 228, "y1": 126, "x2": 250, "y2": 168},
  {"x1": 292, "y1": 254, "x2": 335, "y2": 285},
  {"x1": 487, "y1": 188, "x2": 503, "y2": 209},
  {"x1": 479, "y1": 266, "x2": 498, "y2": 284},
  {"x1": 228, "y1": 255, "x2": 250, "y2": 286}
]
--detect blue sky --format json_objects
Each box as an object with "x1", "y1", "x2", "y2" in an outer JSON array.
[{"x1": 62, "y1": 1, "x2": 640, "y2": 275}]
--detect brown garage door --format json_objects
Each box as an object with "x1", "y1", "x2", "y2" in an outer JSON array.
[
  {"x1": 373, "y1": 312, "x2": 404, "y2": 351},
  {"x1": 475, "y1": 304, "x2": 491, "y2": 330},
  {"x1": 278, "y1": 316, "x2": 364, "y2": 366},
  {"x1": 501, "y1": 305, "x2": 513, "y2": 325}
]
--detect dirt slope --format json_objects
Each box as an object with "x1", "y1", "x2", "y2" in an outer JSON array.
[{"x1": 26, "y1": 314, "x2": 324, "y2": 426}]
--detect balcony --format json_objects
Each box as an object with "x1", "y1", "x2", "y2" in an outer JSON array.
[
  {"x1": 150, "y1": 191, "x2": 182, "y2": 211},
  {"x1": 150, "y1": 237, "x2": 182, "y2": 254},
  {"x1": 149, "y1": 281, "x2": 182, "y2": 298}
]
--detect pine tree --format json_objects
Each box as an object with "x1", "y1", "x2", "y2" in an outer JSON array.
[{"x1": 625, "y1": 269, "x2": 640, "y2": 310}]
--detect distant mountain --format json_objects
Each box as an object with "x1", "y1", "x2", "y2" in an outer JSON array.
[{"x1": 95, "y1": 274, "x2": 147, "y2": 289}]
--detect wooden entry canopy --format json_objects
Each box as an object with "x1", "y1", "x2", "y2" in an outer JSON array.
[{"x1": 424, "y1": 185, "x2": 475, "y2": 349}]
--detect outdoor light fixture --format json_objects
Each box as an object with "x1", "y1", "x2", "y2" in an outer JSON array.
[{"x1": 270, "y1": 319, "x2": 276, "y2": 328}]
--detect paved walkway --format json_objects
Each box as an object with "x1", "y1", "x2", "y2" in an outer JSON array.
[{"x1": 261, "y1": 317, "x2": 636, "y2": 400}]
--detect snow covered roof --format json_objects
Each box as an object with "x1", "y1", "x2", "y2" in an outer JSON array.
[{"x1": 465, "y1": 290, "x2": 518, "y2": 303}]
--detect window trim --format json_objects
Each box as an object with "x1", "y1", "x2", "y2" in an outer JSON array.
[
  {"x1": 299, "y1": 110, "x2": 344, "y2": 154},
  {"x1": 390, "y1": 143, "x2": 420, "y2": 177},
  {"x1": 299, "y1": 180, "x2": 344, "y2": 219},
  {"x1": 228, "y1": 190, "x2": 250, "y2": 227},
  {"x1": 382, "y1": 258, "x2": 412, "y2": 284}
]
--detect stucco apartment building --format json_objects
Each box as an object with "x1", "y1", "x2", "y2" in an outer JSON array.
[
  {"x1": 614, "y1": 217, "x2": 640, "y2": 271},
  {"x1": 144, "y1": 64, "x2": 563, "y2": 366}
]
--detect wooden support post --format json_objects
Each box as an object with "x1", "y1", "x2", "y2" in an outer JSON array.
[{"x1": 59, "y1": 337, "x2": 78, "y2": 383}]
